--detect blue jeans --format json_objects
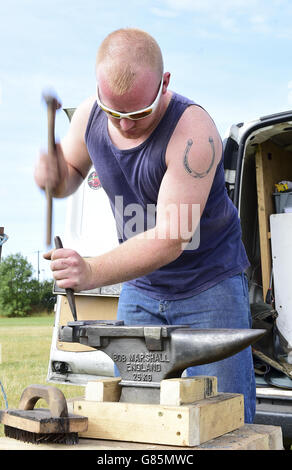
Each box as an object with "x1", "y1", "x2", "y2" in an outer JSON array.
[{"x1": 117, "y1": 273, "x2": 256, "y2": 423}]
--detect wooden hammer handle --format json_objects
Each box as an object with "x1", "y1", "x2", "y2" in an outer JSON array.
[{"x1": 43, "y1": 92, "x2": 62, "y2": 247}]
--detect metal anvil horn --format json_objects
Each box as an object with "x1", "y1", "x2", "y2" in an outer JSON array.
[{"x1": 59, "y1": 321, "x2": 265, "y2": 404}]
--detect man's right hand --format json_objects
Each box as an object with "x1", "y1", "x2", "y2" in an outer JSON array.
[
  {"x1": 34, "y1": 142, "x2": 69, "y2": 197},
  {"x1": 34, "y1": 95, "x2": 95, "y2": 199}
]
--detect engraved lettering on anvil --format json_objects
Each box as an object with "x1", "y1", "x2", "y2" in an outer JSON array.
[
  {"x1": 133, "y1": 373, "x2": 153, "y2": 382},
  {"x1": 129, "y1": 353, "x2": 170, "y2": 362},
  {"x1": 126, "y1": 362, "x2": 162, "y2": 373},
  {"x1": 112, "y1": 353, "x2": 127, "y2": 362},
  {"x1": 113, "y1": 352, "x2": 170, "y2": 363}
]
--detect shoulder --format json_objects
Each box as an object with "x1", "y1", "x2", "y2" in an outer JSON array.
[
  {"x1": 166, "y1": 103, "x2": 222, "y2": 167},
  {"x1": 172, "y1": 104, "x2": 222, "y2": 150},
  {"x1": 61, "y1": 95, "x2": 97, "y2": 171},
  {"x1": 69, "y1": 95, "x2": 96, "y2": 131}
]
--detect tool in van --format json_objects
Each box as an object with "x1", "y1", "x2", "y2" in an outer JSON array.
[
  {"x1": 59, "y1": 321, "x2": 266, "y2": 404},
  {"x1": 265, "y1": 267, "x2": 274, "y2": 305},
  {"x1": 0, "y1": 384, "x2": 87, "y2": 445},
  {"x1": 42, "y1": 90, "x2": 62, "y2": 247}
]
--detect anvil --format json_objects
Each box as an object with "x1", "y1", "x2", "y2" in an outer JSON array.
[{"x1": 59, "y1": 320, "x2": 265, "y2": 404}]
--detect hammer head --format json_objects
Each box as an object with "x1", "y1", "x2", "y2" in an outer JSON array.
[{"x1": 42, "y1": 88, "x2": 62, "y2": 110}]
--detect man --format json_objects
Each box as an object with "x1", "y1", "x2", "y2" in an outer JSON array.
[{"x1": 34, "y1": 28, "x2": 255, "y2": 422}]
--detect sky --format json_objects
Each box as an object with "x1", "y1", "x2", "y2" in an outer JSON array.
[{"x1": 0, "y1": 0, "x2": 292, "y2": 280}]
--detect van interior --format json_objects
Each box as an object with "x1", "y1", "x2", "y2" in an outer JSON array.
[{"x1": 238, "y1": 121, "x2": 292, "y2": 384}]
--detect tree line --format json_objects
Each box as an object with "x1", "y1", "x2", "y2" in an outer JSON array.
[{"x1": 0, "y1": 253, "x2": 55, "y2": 317}]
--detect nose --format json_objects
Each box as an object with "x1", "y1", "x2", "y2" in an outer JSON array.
[{"x1": 119, "y1": 118, "x2": 135, "y2": 131}]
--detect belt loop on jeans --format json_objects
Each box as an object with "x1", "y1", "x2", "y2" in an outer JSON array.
[{"x1": 159, "y1": 301, "x2": 169, "y2": 313}]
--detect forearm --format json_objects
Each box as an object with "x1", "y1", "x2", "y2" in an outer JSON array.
[
  {"x1": 34, "y1": 143, "x2": 85, "y2": 199},
  {"x1": 52, "y1": 163, "x2": 84, "y2": 198},
  {"x1": 86, "y1": 227, "x2": 183, "y2": 289},
  {"x1": 49, "y1": 217, "x2": 192, "y2": 292}
]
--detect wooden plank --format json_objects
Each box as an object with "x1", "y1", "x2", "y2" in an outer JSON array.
[
  {"x1": 160, "y1": 376, "x2": 217, "y2": 406},
  {"x1": 85, "y1": 378, "x2": 121, "y2": 402},
  {"x1": 73, "y1": 393, "x2": 244, "y2": 447},
  {"x1": 198, "y1": 393, "x2": 243, "y2": 445},
  {"x1": 256, "y1": 146, "x2": 272, "y2": 298},
  {"x1": 196, "y1": 424, "x2": 283, "y2": 450},
  {"x1": 0, "y1": 424, "x2": 283, "y2": 450},
  {"x1": 74, "y1": 400, "x2": 191, "y2": 447},
  {"x1": 256, "y1": 386, "x2": 292, "y2": 398}
]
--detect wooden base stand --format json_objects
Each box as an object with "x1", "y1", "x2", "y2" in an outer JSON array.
[
  {"x1": 0, "y1": 377, "x2": 283, "y2": 450},
  {"x1": 72, "y1": 376, "x2": 245, "y2": 447},
  {"x1": 0, "y1": 424, "x2": 283, "y2": 450}
]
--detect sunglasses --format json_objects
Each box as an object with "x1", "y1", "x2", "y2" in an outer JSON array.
[{"x1": 96, "y1": 76, "x2": 164, "y2": 121}]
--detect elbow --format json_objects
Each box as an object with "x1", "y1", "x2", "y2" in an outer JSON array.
[
  {"x1": 153, "y1": 226, "x2": 189, "y2": 265},
  {"x1": 154, "y1": 206, "x2": 200, "y2": 264},
  {"x1": 166, "y1": 236, "x2": 191, "y2": 263}
]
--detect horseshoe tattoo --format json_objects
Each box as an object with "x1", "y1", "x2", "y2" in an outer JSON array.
[{"x1": 183, "y1": 137, "x2": 215, "y2": 178}]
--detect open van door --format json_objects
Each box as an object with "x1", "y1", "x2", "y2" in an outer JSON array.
[{"x1": 223, "y1": 110, "x2": 292, "y2": 447}]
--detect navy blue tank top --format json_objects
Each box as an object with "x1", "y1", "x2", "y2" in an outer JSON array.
[{"x1": 85, "y1": 92, "x2": 249, "y2": 300}]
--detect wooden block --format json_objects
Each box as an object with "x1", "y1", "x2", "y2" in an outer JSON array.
[
  {"x1": 190, "y1": 424, "x2": 284, "y2": 450},
  {"x1": 160, "y1": 376, "x2": 217, "y2": 406},
  {"x1": 73, "y1": 392, "x2": 244, "y2": 447},
  {"x1": 197, "y1": 394, "x2": 243, "y2": 446},
  {"x1": 85, "y1": 378, "x2": 121, "y2": 402}
]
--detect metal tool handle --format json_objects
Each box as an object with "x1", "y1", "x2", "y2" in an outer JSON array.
[
  {"x1": 54, "y1": 236, "x2": 78, "y2": 322},
  {"x1": 18, "y1": 384, "x2": 68, "y2": 418}
]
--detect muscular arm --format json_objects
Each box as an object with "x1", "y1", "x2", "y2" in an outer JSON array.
[
  {"x1": 34, "y1": 96, "x2": 95, "y2": 197},
  {"x1": 50, "y1": 105, "x2": 222, "y2": 291}
]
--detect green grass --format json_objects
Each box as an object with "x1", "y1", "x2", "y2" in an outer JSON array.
[
  {"x1": 0, "y1": 315, "x2": 55, "y2": 327},
  {"x1": 0, "y1": 315, "x2": 84, "y2": 438}
]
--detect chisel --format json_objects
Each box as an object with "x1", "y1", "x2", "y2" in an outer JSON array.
[{"x1": 54, "y1": 235, "x2": 78, "y2": 322}]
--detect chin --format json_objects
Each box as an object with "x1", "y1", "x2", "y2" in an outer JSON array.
[
  {"x1": 110, "y1": 116, "x2": 156, "y2": 139},
  {"x1": 121, "y1": 129, "x2": 142, "y2": 138}
]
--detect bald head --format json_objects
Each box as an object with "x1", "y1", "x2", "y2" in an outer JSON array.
[{"x1": 96, "y1": 28, "x2": 164, "y2": 95}]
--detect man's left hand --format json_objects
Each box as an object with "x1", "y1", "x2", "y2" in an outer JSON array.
[{"x1": 43, "y1": 248, "x2": 93, "y2": 292}]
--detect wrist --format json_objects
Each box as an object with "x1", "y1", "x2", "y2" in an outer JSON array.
[{"x1": 85, "y1": 257, "x2": 98, "y2": 290}]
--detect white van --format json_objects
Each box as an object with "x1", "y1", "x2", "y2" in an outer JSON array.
[{"x1": 47, "y1": 107, "x2": 292, "y2": 448}]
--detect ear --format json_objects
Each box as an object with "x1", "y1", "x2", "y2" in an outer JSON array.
[{"x1": 162, "y1": 72, "x2": 171, "y2": 94}]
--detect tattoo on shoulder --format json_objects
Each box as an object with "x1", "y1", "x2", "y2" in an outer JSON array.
[{"x1": 183, "y1": 137, "x2": 215, "y2": 178}]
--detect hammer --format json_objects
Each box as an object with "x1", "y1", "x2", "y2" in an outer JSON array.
[{"x1": 42, "y1": 90, "x2": 62, "y2": 247}]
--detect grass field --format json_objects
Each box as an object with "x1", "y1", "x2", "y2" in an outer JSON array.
[{"x1": 0, "y1": 315, "x2": 84, "y2": 438}]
